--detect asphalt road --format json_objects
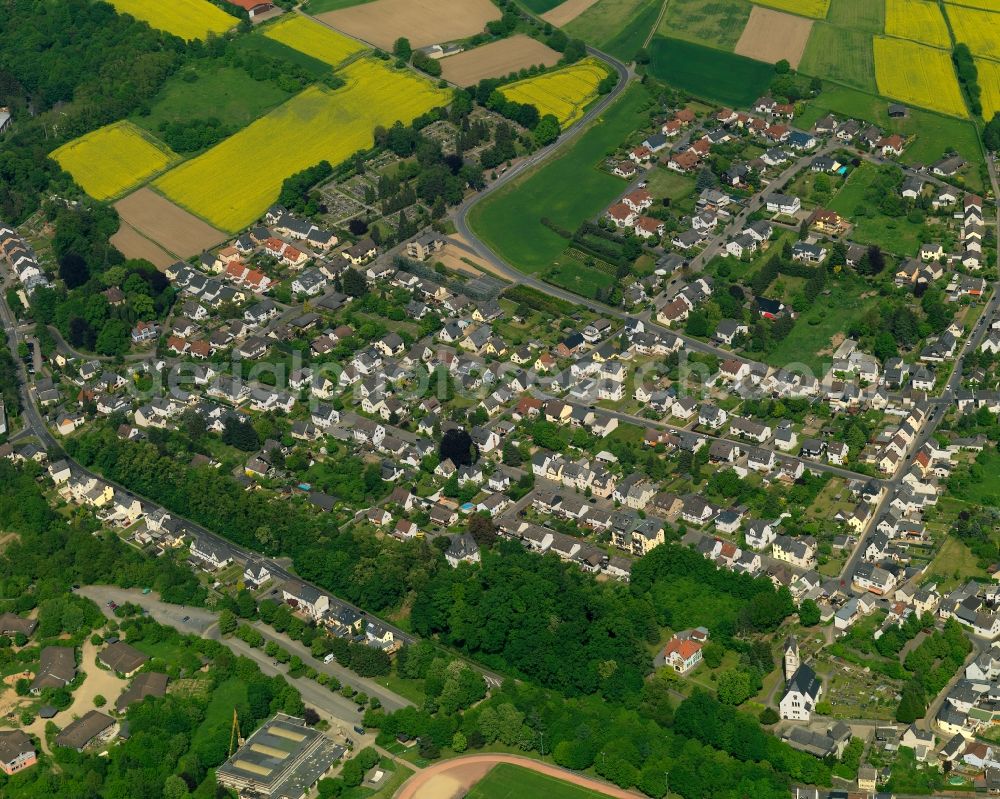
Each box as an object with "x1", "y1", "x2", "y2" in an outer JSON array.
[{"x1": 79, "y1": 585, "x2": 412, "y2": 714}]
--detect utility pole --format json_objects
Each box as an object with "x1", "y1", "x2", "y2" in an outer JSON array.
[
  {"x1": 538, "y1": 731, "x2": 545, "y2": 757},
  {"x1": 665, "y1": 771, "x2": 670, "y2": 797}
]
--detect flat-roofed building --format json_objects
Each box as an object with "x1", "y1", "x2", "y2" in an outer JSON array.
[{"x1": 216, "y1": 713, "x2": 346, "y2": 799}]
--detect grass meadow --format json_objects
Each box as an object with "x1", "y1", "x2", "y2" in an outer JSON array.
[
  {"x1": 469, "y1": 83, "x2": 651, "y2": 274},
  {"x1": 799, "y1": 23, "x2": 876, "y2": 91},
  {"x1": 658, "y1": 0, "x2": 753, "y2": 51}
]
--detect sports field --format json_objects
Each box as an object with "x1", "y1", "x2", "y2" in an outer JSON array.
[
  {"x1": 886, "y1": 0, "x2": 951, "y2": 47},
  {"x1": 469, "y1": 83, "x2": 650, "y2": 274},
  {"x1": 153, "y1": 59, "x2": 448, "y2": 231},
  {"x1": 873, "y1": 37, "x2": 967, "y2": 117},
  {"x1": 500, "y1": 58, "x2": 610, "y2": 127},
  {"x1": 466, "y1": 764, "x2": 615, "y2": 799},
  {"x1": 262, "y1": 14, "x2": 365, "y2": 67},
  {"x1": 976, "y1": 58, "x2": 1000, "y2": 118},
  {"x1": 658, "y1": 0, "x2": 752, "y2": 51},
  {"x1": 647, "y1": 36, "x2": 774, "y2": 107},
  {"x1": 751, "y1": 0, "x2": 829, "y2": 17},
  {"x1": 945, "y1": 3, "x2": 1000, "y2": 59},
  {"x1": 52, "y1": 121, "x2": 181, "y2": 202},
  {"x1": 799, "y1": 23, "x2": 875, "y2": 91},
  {"x1": 106, "y1": 0, "x2": 235, "y2": 40}
]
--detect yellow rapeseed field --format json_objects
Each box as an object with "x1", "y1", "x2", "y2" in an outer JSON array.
[
  {"x1": 751, "y1": 0, "x2": 830, "y2": 18},
  {"x1": 886, "y1": 0, "x2": 952, "y2": 48},
  {"x1": 945, "y1": 3, "x2": 1000, "y2": 59},
  {"x1": 153, "y1": 59, "x2": 449, "y2": 231},
  {"x1": 51, "y1": 121, "x2": 181, "y2": 202},
  {"x1": 976, "y1": 57, "x2": 1000, "y2": 118},
  {"x1": 501, "y1": 58, "x2": 610, "y2": 128},
  {"x1": 946, "y1": 0, "x2": 1000, "y2": 9},
  {"x1": 262, "y1": 15, "x2": 365, "y2": 67},
  {"x1": 873, "y1": 37, "x2": 968, "y2": 117},
  {"x1": 106, "y1": 0, "x2": 234, "y2": 41}
]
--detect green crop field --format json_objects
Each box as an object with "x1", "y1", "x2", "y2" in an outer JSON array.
[
  {"x1": 564, "y1": 0, "x2": 652, "y2": 45},
  {"x1": 658, "y1": 0, "x2": 753, "y2": 51},
  {"x1": 521, "y1": 0, "x2": 567, "y2": 11},
  {"x1": 601, "y1": 0, "x2": 662, "y2": 62},
  {"x1": 134, "y1": 63, "x2": 293, "y2": 133},
  {"x1": 799, "y1": 23, "x2": 876, "y2": 91},
  {"x1": 466, "y1": 764, "x2": 618, "y2": 799},
  {"x1": 469, "y1": 83, "x2": 651, "y2": 274},
  {"x1": 646, "y1": 36, "x2": 774, "y2": 107},
  {"x1": 826, "y1": 0, "x2": 885, "y2": 30},
  {"x1": 545, "y1": 254, "x2": 616, "y2": 297},
  {"x1": 303, "y1": 0, "x2": 373, "y2": 11}
]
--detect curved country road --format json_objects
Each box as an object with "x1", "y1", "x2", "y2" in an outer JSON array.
[{"x1": 393, "y1": 753, "x2": 643, "y2": 799}]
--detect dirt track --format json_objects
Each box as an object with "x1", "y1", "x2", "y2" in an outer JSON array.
[
  {"x1": 394, "y1": 754, "x2": 643, "y2": 799},
  {"x1": 114, "y1": 187, "x2": 227, "y2": 261},
  {"x1": 440, "y1": 35, "x2": 561, "y2": 86},
  {"x1": 317, "y1": 0, "x2": 500, "y2": 50},
  {"x1": 541, "y1": 0, "x2": 601, "y2": 26},
  {"x1": 734, "y1": 6, "x2": 812, "y2": 68}
]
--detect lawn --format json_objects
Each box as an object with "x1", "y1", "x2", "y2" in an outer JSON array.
[
  {"x1": 544, "y1": 253, "x2": 616, "y2": 298},
  {"x1": 468, "y1": 82, "x2": 651, "y2": 274},
  {"x1": 796, "y1": 84, "x2": 984, "y2": 188},
  {"x1": 799, "y1": 22, "x2": 876, "y2": 92},
  {"x1": 828, "y1": 162, "x2": 926, "y2": 255},
  {"x1": 826, "y1": 0, "x2": 884, "y2": 30},
  {"x1": 647, "y1": 36, "x2": 774, "y2": 107},
  {"x1": 106, "y1": 0, "x2": 235, "y2": 40},
  {"x1": 926, "y1": 535, "x2": 987, "y2": 592},
  {"x1": 658, "y1": 0, "x2": 752, "y2": 51},
  {"x1": 134, "y1": 63, "x2": 293, "y2": 133},
  {"x1": 153, "y1": 59, "x2": 448, "y2": 231},
  {"x1": 51, "y1": 121, "x2": 181, "y2": 202},
  {"x1": 466, "y1": 764, "x2": 619, "y2": 799},
  {"x1": 761, "y1": 274, "x2": 880, "y2": 373},
  {"x1": 644, "y1": 167, "x2": 696, "y2": 203},
  {"x1": 873, "y1": 36, "x2": 968, "y2": 118},
  {"x1": 262, "y1": 14, "x2": 366, "y2": 67},
  {"x1": 953, "y1": 448, "x2": 1000, "y2": 504},
  {"x1": 751, "y1": 0, "x2": 830, "y2": 17},
  {"x1": 501, "y1": 58, "x2": 611, "y2": 127},
  {"x1": 945, "y1": 3, "x2": 1000, "y2": 59},
  {"x1": 885, "y1": 0, "x2": 951, "y2": 48}
]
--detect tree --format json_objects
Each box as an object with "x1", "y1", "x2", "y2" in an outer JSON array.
[
  {"x1": 534, "y1": 114, "x2": 560, "y2": 146},
  {"x1": 218, "y1": 609, "x2": 237, "y2": 635},
  {"x1": 439, "y1": 427, "x2": 476, "y2": 466},
  {"x1": 343, "y1": 267, "x2": 368, "y2": 297},
  {"x1": 467, "y1": 512, "x2": 496, "y2": 548},
  {"x1": 452, "y1": 731, "x2": 467, "y2": 752},
  {"x1": 798, "y1": 599, "x2": 821, "y2": 627},
  {"x1": 775, "y1": 59, "x2": 790, "y2": 74},
  {"x1": 985, "y1": 112, "x2": 1000, "y2": 151},
  {"x1": 392, "y1": 37, "x2": 411, "y2": 60},
  {"x1": 717, "y1": 669, "x2": 755, "y2": 705}
]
